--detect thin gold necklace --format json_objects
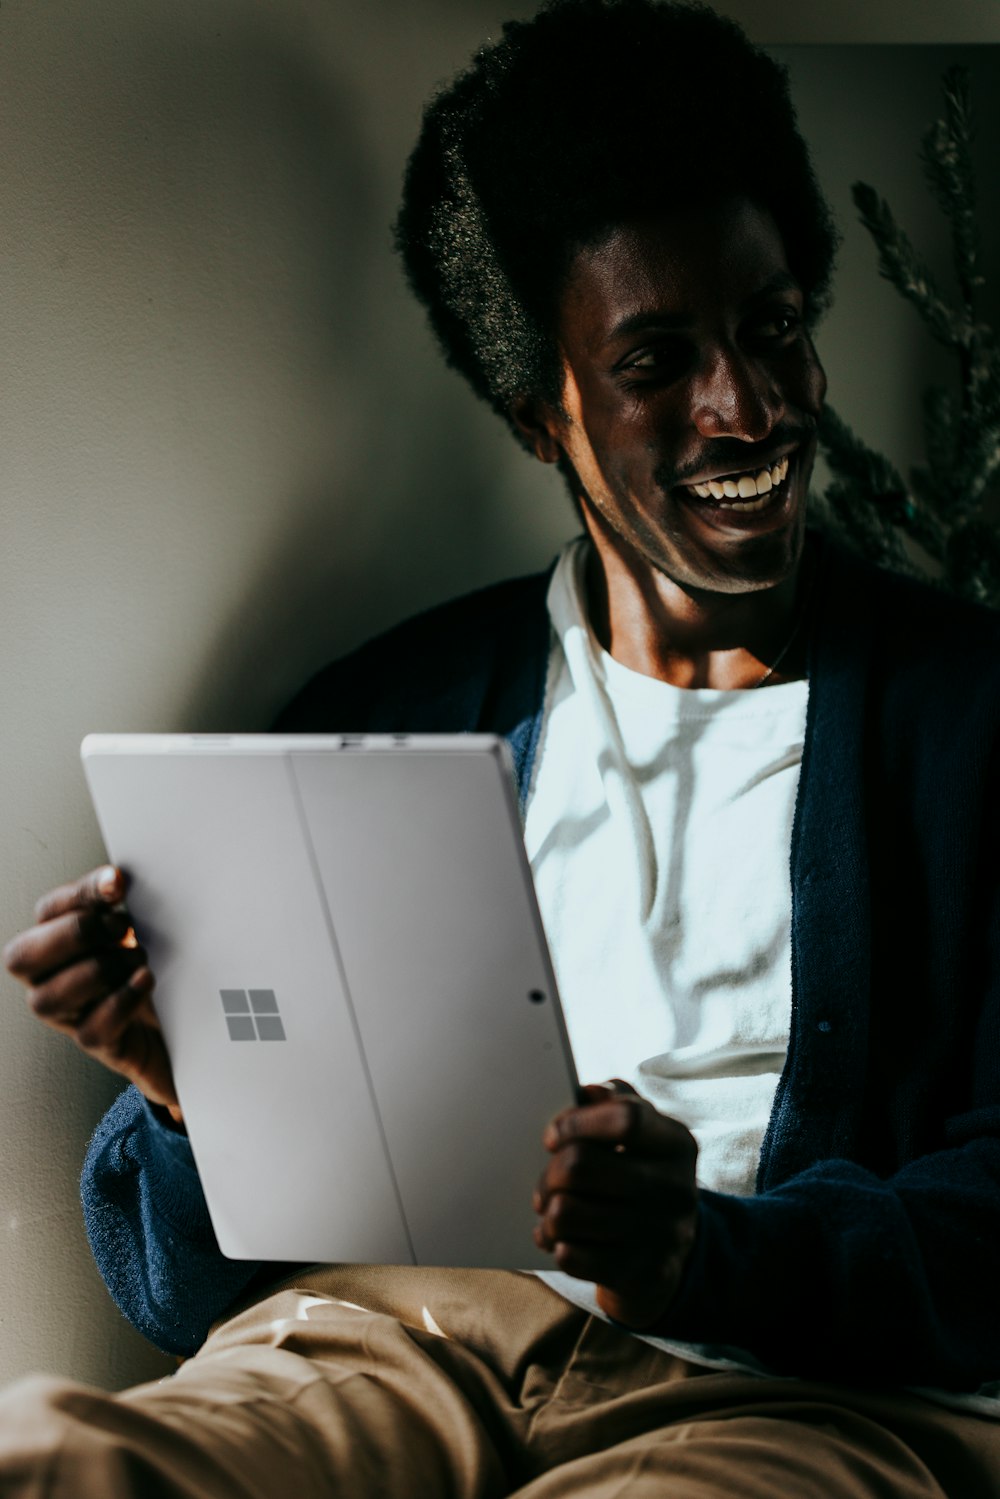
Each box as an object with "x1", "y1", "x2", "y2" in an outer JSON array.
[{"x1": 752, "y1": 550, "x2": 815, "y2": 688}]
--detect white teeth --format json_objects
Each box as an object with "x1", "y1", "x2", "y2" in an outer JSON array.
[
  {"x1": 720, "y1": 492, "x2": 770, "y2": 513},
  {"x1": 688, "y1": 455, "x2": 789, "y2": 509}
]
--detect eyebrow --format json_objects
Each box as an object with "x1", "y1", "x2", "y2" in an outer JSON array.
[{"x1": 604, "y1": 271, "x2": 802, "y2": 346}]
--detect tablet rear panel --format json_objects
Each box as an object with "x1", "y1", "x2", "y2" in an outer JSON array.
[
  {"x1": 82, "y1": 743, "x2": 413, "y2": 1262},
  {"x1": 81, "y1": 735, "x2": 578, "y2": 1267},
  {"x1": 291, "y1": 744, "x2": 574, "y2": 1267}
]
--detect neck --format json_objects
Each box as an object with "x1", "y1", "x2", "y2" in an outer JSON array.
[{"x1": 581, "y1": 521, "x2": 813, "y2": 691}]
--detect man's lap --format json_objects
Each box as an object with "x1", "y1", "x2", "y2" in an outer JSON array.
[{"x1": 0, "y1": 1267, "x2": 995, "y2": 1498}]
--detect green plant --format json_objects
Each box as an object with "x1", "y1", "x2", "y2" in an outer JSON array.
[{"x1": 813, "y1": 67, "x2": 1000, "y2": 607}]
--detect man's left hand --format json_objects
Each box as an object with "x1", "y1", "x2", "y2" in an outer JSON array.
[{"x1": 533, "y1": 1082, "x2": 699, "y2": 1330}]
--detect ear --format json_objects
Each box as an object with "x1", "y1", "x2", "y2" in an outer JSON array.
[{"x1": 509, "y1": 395, "x2": 564, "y2": 465}]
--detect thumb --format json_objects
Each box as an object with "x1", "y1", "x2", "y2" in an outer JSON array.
[{"x1": 577, "y1": 1079, "x2": 639, "y2": 1104}]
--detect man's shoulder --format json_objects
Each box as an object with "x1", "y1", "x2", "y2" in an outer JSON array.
[
  {"x1": 274, "y1": 567, "x2": 554, "y2": 735},
  {"x1": 371, "y1": 568, "x2": 553, "y2": 643}
]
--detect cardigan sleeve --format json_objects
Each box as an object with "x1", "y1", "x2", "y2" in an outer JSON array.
[
  {"x1": 80, "y1": 1086, "x2": 277, "y2": 1356},
  {"x1": 663, "y1": 1126, "x2": 1000, "y2": 1390}
]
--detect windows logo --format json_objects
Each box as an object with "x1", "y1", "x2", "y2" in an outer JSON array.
[{"x1": 220, "y1": 989, "x2": 286, "y2": 1041}]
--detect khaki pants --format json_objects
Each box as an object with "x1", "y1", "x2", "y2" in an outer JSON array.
[{"x1": 0, "y1": 1265, "x2": 997, "y2": 1497}]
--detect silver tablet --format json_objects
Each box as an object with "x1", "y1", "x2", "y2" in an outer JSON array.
[{"x1": 81, "y1": 733, "x2": 579, "y2": 1266}]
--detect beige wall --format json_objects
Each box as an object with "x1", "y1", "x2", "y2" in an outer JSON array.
[{"x1": 0, "y1": 0, "x2": 996, "y2": 1391}]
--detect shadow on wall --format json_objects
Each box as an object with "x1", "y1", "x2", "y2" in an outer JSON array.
[
  {"x1": 128, "y1": 5, "x2": 573, "y2": 737},
  {"x1": 182, "y1": 417, "x2": 571, "y2": 735}
]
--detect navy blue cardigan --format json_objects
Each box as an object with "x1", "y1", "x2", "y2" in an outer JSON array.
[{"x1": 81, "y1": 536, "x2": 1000, "y2": 1389}]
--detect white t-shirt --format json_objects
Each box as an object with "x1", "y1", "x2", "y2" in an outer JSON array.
[
  {"x1": 526, "y1": 537, "x2": 808, "y2": 1373},
  {"x1": 525, "y1": 538, "x2": 808, "y2": 1198}
]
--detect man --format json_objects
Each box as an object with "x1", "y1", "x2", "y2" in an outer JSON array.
[{"x1": 3, "y1": 1, "x2": 1000, "y2": 1493}]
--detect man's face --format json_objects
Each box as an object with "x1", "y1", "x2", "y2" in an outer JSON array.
[{"x1": 525, "y1": 197, "x2": 827, "y2": 597}]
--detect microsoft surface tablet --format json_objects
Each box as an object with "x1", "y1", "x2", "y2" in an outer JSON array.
[{"x1": 81, "y1": 734, "x2": 578, "y2": 1266}]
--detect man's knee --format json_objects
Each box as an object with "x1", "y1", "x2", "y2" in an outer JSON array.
[{"x1": 0, "y1": 1374, "x2": 124, "y2": 1496}]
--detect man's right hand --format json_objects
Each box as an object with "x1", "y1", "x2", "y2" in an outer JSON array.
[{"x1": 3, "y1": 865, "x2": 182, "y2": 1123}]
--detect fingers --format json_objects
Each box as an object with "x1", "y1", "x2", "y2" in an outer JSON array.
[
  {"x1": 535, "y1": 1138, "x2": 662, "y2": 1206},
  {"x1": 27, "y1": 949, "x2": 152, "y2": 1031},
  {"x1": 533, "y1": 1089, "x2": 700, "y2": 1319},
  {"x1": 28, "y1": 957, "x2": 177, "y2": 1113},
  {"x1": 75, "y1": 975, "x2": 157, "y2": 1062},
  {"x1": 537, "y1": 1095, "x2": 698, "y2": 1222},
  {"x1": 533, "y1": 1161, "x2": 692, "y2": 1249},
  {"x1": 544, "y1": 1091, "x2": 696, "y2": 1160},
  {"x1": 4, "y1": 867, "x2": 179, "y2": 1115},
  {"x1": 534, "y1": 1188, "x2": 645, "y2": 1249},
  {"x1": 533, "y1": 1124, "x2": 697, "y2": 1247},
  {"x1": 532, "y1": 1190, "x2": 689, "y2": 1300},
  {"x1": 32, "y1": 865, "x2": 123, "y2": 923},
  {"x1": 6, "y1": 905, "x2": 135, "y2": 983},
  {"x1": 80, "y1": 982, "x2": 178, "y2": 1113},
  {"x1": 5, "y1": 865, "x2": 130, "y2": 983},
  {"x1": 542, "y1": 1239, "x2": 678, "y2": 1298}
]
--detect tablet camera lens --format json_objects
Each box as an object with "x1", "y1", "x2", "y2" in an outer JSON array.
[{"x1": 528, "y1": 989, "x2": 546, "y2": 1004}]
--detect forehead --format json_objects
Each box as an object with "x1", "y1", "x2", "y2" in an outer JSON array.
[{"x1": 558, "y1": 197, "x2": 795, "y2": 350}]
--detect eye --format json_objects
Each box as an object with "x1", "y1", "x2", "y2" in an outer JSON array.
[
  {"x1": 617, "y1": 338, "x2": 690, "y2": 382},
  {"x1": 627, "y1": 350, "x2": 664, "y2": 370},
  {"x1": 751, "y1": 306, "x2": 801, "y2": 341}
]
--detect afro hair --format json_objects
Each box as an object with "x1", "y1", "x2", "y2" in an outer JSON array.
[{"x1": 395, "y1": 0, "x2": 838, "y2": 442}]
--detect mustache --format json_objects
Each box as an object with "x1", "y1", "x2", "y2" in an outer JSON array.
[{"x1": 656, "y1": 418, "x2": 817, "y2": 490}]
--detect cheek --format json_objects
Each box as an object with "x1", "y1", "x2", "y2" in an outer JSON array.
[
  {"x1": 559, "y1": 423, "x2": 605, "y2": 495},
  {"x1": 593, "y1": 428, "x2": 661, "y2": 508},
  {"x1": 797, "y1": 344, "x2": 827, "y2": 414},
  {"x1": 560, "y1": 400, "x2": 650, "y2": 496},
  {"x1": 558, "y1": 370, "x2": 672, "y2": 511}
]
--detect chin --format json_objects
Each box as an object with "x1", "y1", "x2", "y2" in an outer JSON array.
[{"x1": 691, "y1": 508, "x2": 809, "y2": 595}]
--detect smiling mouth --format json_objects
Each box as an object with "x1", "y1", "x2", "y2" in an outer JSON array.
[{"x1": 682, "y1": 454, "x2": 791, "y2": 513}]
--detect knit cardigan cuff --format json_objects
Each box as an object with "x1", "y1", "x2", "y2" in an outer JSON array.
[{"x1": 133, "y1": 1095, "x2": 215, "y2": 1238}]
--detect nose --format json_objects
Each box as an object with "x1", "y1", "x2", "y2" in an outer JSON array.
[{"x1": 691, "y1": 345, "x2": 784, "y2": 443}]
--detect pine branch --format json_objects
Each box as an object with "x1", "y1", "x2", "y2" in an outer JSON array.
[
  {"x1": 920, "y1": 67, "x2": 982, "y2": 316},
  {"x1": 958, "y1": 418, "x2": 1000, "y2": 509},
  {"x1": 945, "y1": 518, "x2": 1000, "y2": 605},
  {"x1": 818, "y1": 67, "x2": 999, "y2": 610},
  {"x1": 851, "y1": 182, "x2": 970, "y2": 350},
  {"x1": 968, "y1": 334, "x2": 1000, "y2": 423},
  {"x1": 921, "y1": 386, "x2": 958, "y2": 484},
  {"x1": 816, "y1": 406, "x2": 929, "y2": 574},
  {"x1": 818, "y1": 404, "x2": 905, "y2": 493},
  {"x1": 954, "y1": 330, "x2": 1000, "y2": 509}
]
